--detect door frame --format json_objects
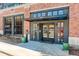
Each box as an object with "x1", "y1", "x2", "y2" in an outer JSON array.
[{"x1": 30, "y1": 20, "x2": 68, "y2": 44}]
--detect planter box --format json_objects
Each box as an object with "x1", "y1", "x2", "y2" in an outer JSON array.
[
  {"x1": 69, "y1": 46, "x2": 79, "y2": 56},
  {"x1": 63, "y1": 43, "x2": 69, "y2": 50}
]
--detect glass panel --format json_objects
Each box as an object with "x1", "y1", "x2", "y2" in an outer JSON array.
[
  {"x1": 61, "y1": 22, "x2": 64, "y2": 27},
  {"x1": 49, "y1": 24, "x2": 54, "y2": 38},
  {"x1": 4, "y1": 17, "x2": 13, "y2": 35},
  {"x1": 57, "y1": 22, "x2": 64, "y2": 43},
  {"x1": 43, "y1": 24, "x2": 48, "y2": 38},
  {"x1": 14, "y1": 15, "x2": 23, "y2": 34},
  {"x1": 32, "y1": 24, "x2": 38, "y2": 40}
]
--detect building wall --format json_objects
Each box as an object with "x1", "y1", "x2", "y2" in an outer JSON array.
[
  {"x1": 69, "y1": 4, "x2": 79, "y2": 45},
  {"x1": 0, "y1": 4, "x2": 30, "y2": 35},
  {"x1": 29, "y1": 3, "x2": 79, "y2": 45},
  {"x1": 0, "y1": 3, "x2": 79, "y2": 45},
  {"x1": 69, "y1": 4, "x2": 79, "y2": 37},
  {"x1": 30, "y1": 3, "x2": 68, "y2": 12}
]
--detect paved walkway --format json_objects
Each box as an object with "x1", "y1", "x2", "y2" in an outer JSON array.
[
  {"x1": 0, "y1": 42, "x2": 43, "y2": 56},
  {"x1": 18, "y1": 41, "x2": 69, "y2": 56}
]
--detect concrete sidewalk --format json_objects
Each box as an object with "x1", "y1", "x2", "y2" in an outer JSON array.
[
  {"x1": 0, "y1": 42, "x2": 43, "y2": 56},
  {"x1": 18, "y1": 41, "x2": 69, "y2": 56}
]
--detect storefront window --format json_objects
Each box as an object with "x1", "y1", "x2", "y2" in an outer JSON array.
[
  {"x1": 14, "y1": 15, "x2": 23, "y2": 34},
  {"x1": 4, "y1": 14, "x2": 24, "y2": 35},
  {"x1": 4, "y1": 17, "x2": 13, "y2": 35}
]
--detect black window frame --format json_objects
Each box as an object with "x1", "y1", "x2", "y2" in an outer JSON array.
[{"x1": 4, "y1": 14, "x2": 24, "y2": 35}]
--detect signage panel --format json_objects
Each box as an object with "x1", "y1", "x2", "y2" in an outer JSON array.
[{"x1": 30, "y1": 7, "x2": 69, "y2": 20}]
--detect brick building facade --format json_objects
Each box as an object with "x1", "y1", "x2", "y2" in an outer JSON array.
[{"x1": 0, "y1": 3, "x2": 79, "y2": 45}]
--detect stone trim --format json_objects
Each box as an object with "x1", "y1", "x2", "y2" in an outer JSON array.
[{"x1": 69, "y1": 37, "x2": 79, "y2": 46}]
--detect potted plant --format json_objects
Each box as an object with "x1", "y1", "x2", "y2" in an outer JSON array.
[
  {"x1": 21, "y1": 36, "x2": 26, "y2": 43},
  {"x1": 63, "y1": 42, "x2": 69, "y2": 50}
]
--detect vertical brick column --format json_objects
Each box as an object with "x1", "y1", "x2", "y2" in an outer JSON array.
[{"x1": 69, "y1": 4, "x2": 79, "y2": 37}]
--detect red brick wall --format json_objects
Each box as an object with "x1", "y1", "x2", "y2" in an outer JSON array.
[
  {"x1": 24, "y1": 7, "x2": 30, "y2": 35},
  {"x1": 69, "y1": 4, "x2": 79, "y2": 37},
  {"x1": 0, "y1": 6, "x2": 30, "y2": 35},
  {"x1": 0, "y1": 3, "x2": 79, "y2": 38},
  {"x1": 30, "y1": 3, "x2": 79, "y2": 37},
  {"x1": 30, "y1": 3, "x2": 68, "y2": 12}
]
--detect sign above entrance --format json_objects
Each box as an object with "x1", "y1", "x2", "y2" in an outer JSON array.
[{"x1": 30, "y1": 7, "x2": 69, "y2": 20}]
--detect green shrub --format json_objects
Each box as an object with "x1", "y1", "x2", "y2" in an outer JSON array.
[{"x1": 63, "y1": 43, "x2": 69, "y2": 50}]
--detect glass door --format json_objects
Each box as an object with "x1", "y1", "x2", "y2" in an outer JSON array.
[
  {"x1": 43, "y1": 23, "x2": 55, "y2": 42},
  {"x1": 57, "y1": 22, "x2": 64, "y2": 43},
  {"x1": 32, "y1": 23, "x2": 38, "y2": 40}
]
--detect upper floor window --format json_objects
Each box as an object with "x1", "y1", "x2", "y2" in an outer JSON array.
[{"x1": 0, "y1": 3, "x2": 24, "y2": 10}]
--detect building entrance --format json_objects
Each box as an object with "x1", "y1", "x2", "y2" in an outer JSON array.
[
  {"x1": 42, "y1": 23, "x2": 55, "y2": 43},
  {"x1": 30, "y1": 20, "x2": 68, "y2": 44}
]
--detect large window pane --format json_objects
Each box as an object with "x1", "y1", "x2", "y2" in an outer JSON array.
[
  {"x1": 4, "y1": 15, "x2": 24, "y2": 35},
  {"x1": 4, "y1": 17, "x2": 13, "y2": 35},
  {"x1": 14, "y1": 15, "x2": 23, "y2": 34}
]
